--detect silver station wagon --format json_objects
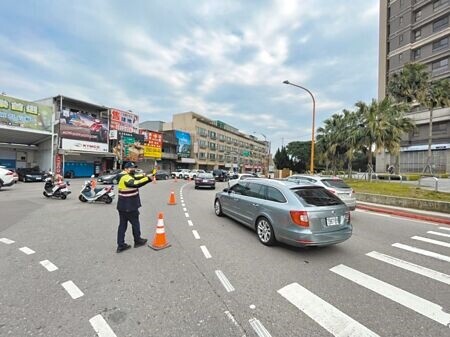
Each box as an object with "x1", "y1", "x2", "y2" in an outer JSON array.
[{"x1": 214, "y1": 179, "x2": 352, "y2": 247}]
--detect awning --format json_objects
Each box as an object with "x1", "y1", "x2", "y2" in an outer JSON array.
[
  {"x1": 61, "y1": 150, "x2": 116, "y2": 157},
  {"x1": 0, "y1": 125, "x2": 51, "y2": 145}
]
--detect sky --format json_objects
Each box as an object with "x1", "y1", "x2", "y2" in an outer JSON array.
[{"x1": 0, "y1": 0, "x2": 380, "y2": 152}]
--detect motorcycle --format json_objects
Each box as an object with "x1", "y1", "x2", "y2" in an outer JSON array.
[
  {"x1": 43, "y1": 177, "x2": 71, "y2": 200},
  {"x1": 78, "y1": 181, "x2": 115, "y2": 204}
]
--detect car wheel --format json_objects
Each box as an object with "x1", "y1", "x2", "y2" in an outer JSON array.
[
  {"x1": 214, "y1": 199, "x2": 223, "y2": 217},
  {"x1": 256, "y1": 217, "x2": 276, "y2": 246},
  {"x1": 194, "y1": 186, "x2": 198, "y2": 189},
  {"x1": 79, "y1": 195, "x2": 87, "y2": 202}
]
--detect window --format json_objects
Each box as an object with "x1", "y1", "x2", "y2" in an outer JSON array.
[
  {"x1": 230, "y1": 182, "x2": 247, "y2": 195},
  {"x1": 414, "y1": 29, "x2": 422, "y2": 40},
  {"x1": 399, "y1": 16, "x2": 404, "y2": 25},
  {"x1": 208, "y1": 130, "x2": 216, "y2": 139},
  {"x1": 209, "y1": 153, "x2": 216, "y2": 160},
  {"x1": 399, "y1": 52, "x2": 403, "y2": 61},
  {"x1": 242, "y1": 183, "x2": 265, "y2": 199},
  {"x1": 432, "y1": 37, "x2": 449, "y2": 51},
  {"x1": 266, "y1": 186, "x2": 287, "y2": 203},
  {"x1": 434, "y1": 0, "x2": 449, "y2": 10},
  {"x1": 432, "y1": 122, "x2": 447, "y2": 134},
  {"x1": 415, "y1": 10, "x2": 422, "y2": 21},
  {"x1": 399, "y1": 34, "x2": 404, "y2": 43},
  {"x1": 199, "y1": 152, "x2": 207, "y2": 159},
  {"x1": 413, "y1": 48, "x2": 421, "y2": 60},
  {"x1": 433, "y1": 16, "x2": 449, "y2": 32},
  {"x1": 294, "y1": 187, "x2": 344, "y2": 207},
  {"x1": 432, "y1": 58, "x2": 449, "y2": 71}
]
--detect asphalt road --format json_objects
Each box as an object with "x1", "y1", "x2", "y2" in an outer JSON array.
[{"x1": 0, "y1": 179, "x2": 449, "y2": 337}]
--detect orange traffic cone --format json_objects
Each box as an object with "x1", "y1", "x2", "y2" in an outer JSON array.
[
  {"x1": 149, "y1": 212, "x2": 171, "y2": 250},
  {"x1": 168, "y1": 191, "x2": 176, "y2": 205}
]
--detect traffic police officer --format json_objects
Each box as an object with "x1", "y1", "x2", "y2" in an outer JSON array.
[{"x1": 116, "y1": 162, "x2": 151, "y2": 253}]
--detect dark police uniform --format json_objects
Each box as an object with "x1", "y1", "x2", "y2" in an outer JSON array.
[{"x1": 116, "y1": 168, "x2": 150, "y2": 250}]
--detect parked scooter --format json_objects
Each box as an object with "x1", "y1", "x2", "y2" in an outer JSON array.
[
  {"x1": 78, "y1": 180, "x2": 115, "y2": 204},
  {"x1": 43, "y1": 177, "x2": 71, "y2": 199}
]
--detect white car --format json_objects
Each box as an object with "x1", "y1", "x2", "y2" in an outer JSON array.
[
  {"x1": 0, "y1": 167, "x2": 16, "y2": 190},
  {"x1": 171, "y1": 169, "x2": 190, "y2": 179},
  {"x1": 186, "y1": 169, "x2": 206, "y2": 180},
  {"x1": 286, "y1": 174, "x2": 356, "y2": 210},
  {"x1": 228, "y1": 173, "x2": 256, "y2": 187}
]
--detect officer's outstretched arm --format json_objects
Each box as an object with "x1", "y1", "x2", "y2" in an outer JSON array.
[{"x1": 124, "y1": 176, "x2": 150, "y2": 188}]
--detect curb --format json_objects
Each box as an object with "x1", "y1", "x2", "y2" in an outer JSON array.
[{"x1": 356, "y1": 204, "x2": 450, "y2": 226}]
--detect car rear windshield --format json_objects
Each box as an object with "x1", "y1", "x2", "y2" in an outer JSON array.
[
  {"x1": 321, "y1": 179, "x2": 350, "y2": 189},
  {"x1": 292, "y1": 186, "x2": 344, "y2": 207},
  {"x1": 198, "y1": 173, "x2": 214, "y2": 178}
]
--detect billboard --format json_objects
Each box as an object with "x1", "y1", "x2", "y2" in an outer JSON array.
[
  {"x1": 140, "y1": 130, "x2": 162, "y2": 159},
  {"x1": 112, "y1": 132, "x2": 145, "y2": 162},
  {"x1": 59, "y1": 107, "x2": 109, "y2": 143},
  {"x1": 175, "y1": 130, "x2": 191, "y2": 159},
  {"x1": 109, "y1": 108, "x2": 139, "y2": 133},
  {"x1": 61, "y1": 138, "x2": 109, "y2": 153},
  {"x1": 0, "y1": 95, "x2": 53, "y2": 132}
]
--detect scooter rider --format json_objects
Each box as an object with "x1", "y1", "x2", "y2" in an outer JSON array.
[{"x1": 116, "y1": 162, "x2": 151, "y2": 253}]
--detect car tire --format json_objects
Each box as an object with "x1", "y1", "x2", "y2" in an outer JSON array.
[
  {"x1": 214, "y1": 199, "x2": 223, "y2": 217},
  {"x1": 256, "y1": 217, "x2": 276, "y2": 246},
  {"x1": 194, "y1": 186, "x2": 198, "y2": 189}
]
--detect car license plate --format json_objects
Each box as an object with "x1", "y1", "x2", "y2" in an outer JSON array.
[
  {"x1": 36, "y1": 177, "x2": 42, "y2": 180},
  {"x1": 203, "y1": 179, "x2": 208, "y2": 182},
  {"x1": 326, "y1": 217, "x2": 339, "y2": 226}
]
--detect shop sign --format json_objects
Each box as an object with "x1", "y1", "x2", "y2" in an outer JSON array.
[
  {"x1": 55, "y1": 154, "x2": 63, "y2": 175},
  {"x1": 0, "y1": 95, "x2": 53, "y2": 132},
  {"x1": 62, "y1": 138, "x2": 109, "y2": 153},
  {"x1": 109, "y1": 130, "x2": 118, "y2": 140},
  {"x1": 59, "y1": 107, "x2": 108, "y2": 143},
  {"x1": 140, "y1": 130, "x2": 162, "y2": 159},
  {"x1": 109, "y1": 108, "x2": 139, "y2": 133},
  {"x1": 175, "y1": 130, "x2": 191, "y2": 159},
  {"x1": 112, "y1": 132, "x2": 145, "y2": 162}
]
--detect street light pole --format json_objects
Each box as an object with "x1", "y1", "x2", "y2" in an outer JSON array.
[
  {"x1": 253, "y1": 132, "x2": 270, "y2": 176},
  {"x1": 283, "y1": 80, "x2": 316, "y2": 173}
]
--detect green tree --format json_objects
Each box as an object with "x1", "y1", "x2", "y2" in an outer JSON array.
[
  {"x1": 286, "y1": 141, "x2": 311, "y2": 173},
  {"x1": 388, "y1": 62, "x2": 450, "y2": 173},
  {"x1": 273, "y1": 146, "x2": 290, "y2": 170}
]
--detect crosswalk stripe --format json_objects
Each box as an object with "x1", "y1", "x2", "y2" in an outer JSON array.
[
  {"x1": 412, "y1": 236, "x2": 450, "y2": 248},
  {"x1": 278, "y1": 283, "x2": 380, "y2": 337},
  {"x1": 393, "y1": 243, "x2": 450, "y2": 262},
  {"x1": 366, "y1": 251, "x2": 450, "y2": 285},
  {"x1": 330, "y1": 264, "x2": 450, "y2": 326},
  {"x1": 427, "y1": 230, "x2": 450, "y2": 238},
  {"x1": 439, "y1": 227, "x2": 450, "y2": 231},
  {"x1": 0, "y1": 238, "x2": 15, "y2": 244}
]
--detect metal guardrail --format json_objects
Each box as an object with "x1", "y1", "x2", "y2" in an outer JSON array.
[{"x1": 418, "y1": 176, "x2": 439, "y2": 191}]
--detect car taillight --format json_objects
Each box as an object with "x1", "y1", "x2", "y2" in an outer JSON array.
[
  {"x1": 290, "y1": 210, "x2": 309, "y2": 227},
  {"x1": 345, "y1": 212, "x2": 350, "y2": 223},
  {"x1": 6, "y1": 171, "x2": 13, "y2": 176}
]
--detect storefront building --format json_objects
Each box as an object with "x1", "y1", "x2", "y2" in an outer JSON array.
[
  {"x1": 37, "y1": 95, "x2": 114, "y2": 178},
  {"x1": 0, "y1": 94, "x2": 54, "y2": 171}
]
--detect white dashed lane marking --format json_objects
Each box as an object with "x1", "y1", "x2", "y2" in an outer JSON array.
[
  {"x1": 61, "y1": 280, "x2": 84, "y2": 299},
  {"x1": 40, "y1": 260, "x2": 58, "y2": 272},
  {"x1": 89, "y1": 314, "x2": 118, "y2": 337},
  {"x1": 19, "y1": 247, "x2": 35, "y2": 255},
  {"x1": 215, "y1": 270, "x2": 235, "y2": 292},
  {"x1": 249, "y1": 318, "x2": 273, "y2": 337},
  {"x1": 188, "y1": 220, "x2": 194, "y2": 227},
  {"x1": 185, "y1": 212, "x2": 189, "y2": 218},
  {"x1": 192, "y1": 230, "x2": 200, "y2": 239},
  {"x1": 330, "y1": 264, "x2": 450, "y2": 326},
  {"x1": 278, "y1": 282, "x2": 380, "y2": 337},
  {"x1": 183, "y1": 207, "x2": 187, "y2": 211},
  {"x1": 392, "y1": 243, "x2": 450, "y2": 262},
  {"x1": 200, "y1": 245, "x2": 212, "y2": 259},
  {"x1": 366, "y1": 251, "x2": 450, "y2": 285},
  {"x1": 0, "y1": 238, "x2": 15, "y2": 244}
]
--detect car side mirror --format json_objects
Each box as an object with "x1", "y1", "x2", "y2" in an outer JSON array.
[{"x1": 223, "y1": 188, "x2": 229, "y2": 193}]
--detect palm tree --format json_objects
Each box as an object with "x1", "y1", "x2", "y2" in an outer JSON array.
[{"x1": 388, "y1": 63, "x2": 450, "y2": 174}]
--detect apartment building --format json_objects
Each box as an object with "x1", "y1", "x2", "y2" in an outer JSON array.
[
  {"x1": 378, "y1": 0, "x2": 450, "y2": 172},
  {"x1": 164, "y1": 112, "x2": 269, "y2": 173}
]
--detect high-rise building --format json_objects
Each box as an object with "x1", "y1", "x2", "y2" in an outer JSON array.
[{"x1": 378, "y1": 0, "x2": 450, "y2": 173}]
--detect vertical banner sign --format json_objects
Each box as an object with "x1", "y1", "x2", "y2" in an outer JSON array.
[
  {"x1": 140, "y1": 130, "x2": 162, "y2": 159},
  {"x1": 55, "y1": 154, "x2": 62, "y2": 175}
]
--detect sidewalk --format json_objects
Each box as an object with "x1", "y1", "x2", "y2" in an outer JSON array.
[{"x1": 357, "y1": 201, "x2": 450, "y2": 225}]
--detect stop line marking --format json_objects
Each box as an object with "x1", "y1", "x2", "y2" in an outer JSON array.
[
  {"x1": 0, "y1": 238, "x2": 15, "y2": 244},
  {"x1": 19, "y1": 247, "x2": 35, "y2": 255},
  {"x1": 330, "y1": 264, "x2": 450, "y2": 326},
  {"x1": 278, "y1": 282, "x2": 380, "y2": 337},
  {"x1": 89, "y1": 314, "x2": 118, "y2": 337}
]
